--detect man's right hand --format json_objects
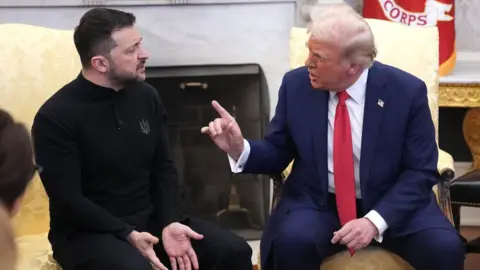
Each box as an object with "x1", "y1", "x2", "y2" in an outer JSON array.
[
  {"x1": 200, "y1": 100, "x2": 244, "y2": 160},
  {"x1": 127, "y1": 230, "x2": 169, "y2": 270}
]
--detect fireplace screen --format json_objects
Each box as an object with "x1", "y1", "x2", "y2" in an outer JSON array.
[{"x1": 145, "y1": 64, "x2": 271, "y2": 240}]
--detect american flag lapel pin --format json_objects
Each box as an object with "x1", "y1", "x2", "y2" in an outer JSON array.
[{"x1": 377, "y1": 99, "x2": 384, "y2": 108}]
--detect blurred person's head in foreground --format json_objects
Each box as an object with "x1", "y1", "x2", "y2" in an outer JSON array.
[{"x1": 0, "y1": 108, "x2": 36, "y2": 216}]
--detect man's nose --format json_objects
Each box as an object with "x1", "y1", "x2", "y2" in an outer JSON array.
[
  {"x1": 305, "y1": 57, "x2": 315, "y2": 68},
  {"x1": 138, "y1": 46, "x2": 149, "y2": 60}
]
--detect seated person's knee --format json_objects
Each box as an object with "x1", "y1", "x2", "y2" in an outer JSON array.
[
  {"x1": 218, "y1": 235, "x2": 252, "y2": 262},
  {"x1": 419, "y1": 229, "x2": 465, "y2": 268},
  {"x1": 272, "y1": 226, "x2": 327, "y2": 268},
  {"x1": 87, "y1": 253, "x2": 153, "y2": 270},
  {"x1": 274, "y1": 225, "x2": 317, "y2": 255},
  {"x1": 433, "y1": 231, "x2": 465, "y2": 262}
]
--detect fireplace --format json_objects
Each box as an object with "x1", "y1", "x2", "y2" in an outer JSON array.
[
  {"x1": 145, "y1": 64, "x2": 271, "y2": 240},
  {"x1": 439, "y1": 107, "x2": 472, "y2": 161}
]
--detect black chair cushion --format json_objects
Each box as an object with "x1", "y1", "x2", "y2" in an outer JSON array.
[{"x1": 450, "y1": 169, "x2": 480, "y2": 206}]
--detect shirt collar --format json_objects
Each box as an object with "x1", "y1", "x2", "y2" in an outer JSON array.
[
  {"x1": 76, "y1": 72, "x2": 132, "y2": 100},
  {"x1": 329, "y1": 68, "x2": 369, "y2": 104}
]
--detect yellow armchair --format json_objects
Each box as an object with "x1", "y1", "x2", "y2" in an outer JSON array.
[
  {"x1": 259, "y1": 19, "x2": 455, "y2": 270},
  {"x1": 0, "y1": 23, "x2": 80, "y2": 269}
]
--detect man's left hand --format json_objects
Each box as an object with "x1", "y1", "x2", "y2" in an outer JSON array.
[
  {"x1": 162, "y1": 222, "x2": 204, "y2": 270},
  {"x1": 331, "y1": 218, "x2": 378, "y2": 251}
]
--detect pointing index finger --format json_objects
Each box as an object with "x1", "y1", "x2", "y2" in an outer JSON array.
[{"x1": 212, "y1": 100, "x2": 233, "y2": 121}]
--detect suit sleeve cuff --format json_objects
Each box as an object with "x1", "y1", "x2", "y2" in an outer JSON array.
[
  {"x1": 364, "y1": 210, "x2": 388, "y2": 243},
  {"x1": 228, "y1": 139, "x2": 251, "y2": 173}
]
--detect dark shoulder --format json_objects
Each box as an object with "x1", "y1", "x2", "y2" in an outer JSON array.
[
  {"x1": 136, "y1": 81, "x2": 161, "y2": 99},
  {"x1": 280, "y1": 66, "x2": 310, "y2": 92},
  {"x1": 135, "y1": 81, "x2": 166, "y2": 115},
  {"x1": 34, "y1": 79, "x2": 79, "y2": 126},
  {"x1": 374, "y1": 61, "x2": 426, "y2": 96},
  {"x1": 135, "y1": 81, "x2": 163, "y2": 105},
  {"x1": 284, "y1": 66, "x2": 309, "y2": 83}
]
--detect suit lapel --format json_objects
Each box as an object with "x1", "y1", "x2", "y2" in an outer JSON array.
[
  {"x1": 309, "y1": 86, "x2": 330, "y2": 185},
  {"x1": 360, "y1": 62, "x2": 389, "y2": 186}
]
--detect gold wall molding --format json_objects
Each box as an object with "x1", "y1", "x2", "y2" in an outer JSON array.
[
  {"x1": 439, "y1": 83, "x2": 480, "y2": 107},
  {"x1": 439, "y1": 82, "x2": 480, "y2": 171}
]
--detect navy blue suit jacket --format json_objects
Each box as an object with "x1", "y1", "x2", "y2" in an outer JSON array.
[{"x1": 243, "y1": 62, "x2": 452, "y2": 267}]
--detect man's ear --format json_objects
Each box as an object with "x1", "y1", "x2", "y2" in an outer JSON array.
[
  {"x1": 347, "y1": 63, "x2": 361, "y2": 76},
  {"x1": 90, "y1": 55, "x2": 110, "y2": 73}
]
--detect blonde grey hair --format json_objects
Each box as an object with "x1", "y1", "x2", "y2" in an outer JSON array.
[{"x1": 307, "y1": 3, "x2": 377, "y2": 69}]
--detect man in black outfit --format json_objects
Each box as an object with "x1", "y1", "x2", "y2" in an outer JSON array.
[{"x1": 32, "y1": 7, "x2": 252, "y2": 270}]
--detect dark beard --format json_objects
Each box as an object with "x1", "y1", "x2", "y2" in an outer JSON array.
[{"x1": 108, "y1": 68, "x2": 141, "y2": 88}]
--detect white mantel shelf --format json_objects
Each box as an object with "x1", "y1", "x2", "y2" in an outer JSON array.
[
  {"x1": 0, "y1": 0, "x2": 294, "y2": 7},
  {"x1": 0, "y1": 0, "x2": 297, "y2": 119},
  {"x1": 440, "y1": 52, "x2": 480, "y2": 84}
]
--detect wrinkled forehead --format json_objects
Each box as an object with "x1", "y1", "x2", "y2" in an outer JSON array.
[
  {"x1": 307, "y1": 36, "x2": 341, "y2": 58},
  {"x1": 110, "y1": 26, "x2": 142, "y2": 48}
]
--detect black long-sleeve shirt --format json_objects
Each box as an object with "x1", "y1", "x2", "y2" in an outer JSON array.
[{"x1": 32, "y1": 73, "x2": 180, "y2": 243}]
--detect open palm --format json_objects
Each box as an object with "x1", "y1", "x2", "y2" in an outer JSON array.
[
  {"x1": 162, "y1": 222, "x2": 204, "y2": 270},
  {"x1": 127, "y1": 231, "x2": 168, "y2": 270}
]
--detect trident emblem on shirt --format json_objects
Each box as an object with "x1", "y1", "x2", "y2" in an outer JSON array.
[{"x1": 139, "y1": 119, "x2": 150, "y2": 135}]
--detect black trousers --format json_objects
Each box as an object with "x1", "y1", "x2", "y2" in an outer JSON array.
[{"x1": 52, "y1": 216, "x2": 253, "y2": 270}]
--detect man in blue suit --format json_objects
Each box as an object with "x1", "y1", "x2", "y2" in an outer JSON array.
[{"x1": 201, "y1": 4, "x2": 464, "y2": 270}]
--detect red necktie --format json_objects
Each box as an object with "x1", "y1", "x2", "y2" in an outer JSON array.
[{"x1": 333, "y1": 91, "x2": 357, "y2": 256}]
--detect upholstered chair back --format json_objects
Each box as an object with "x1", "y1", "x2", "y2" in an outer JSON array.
[{"x1": 0, "y1": 23, "x2": 80, "y2": 269}]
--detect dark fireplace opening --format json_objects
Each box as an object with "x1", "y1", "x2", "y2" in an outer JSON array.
[
  {"x1": 145, "y1": 64, "x2": 271, "y2": 240},
  {"x1": 439, "y1": 107, "x2": 471, "y2": 162}
]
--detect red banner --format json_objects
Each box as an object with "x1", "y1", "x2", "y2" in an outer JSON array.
[{"x1": 363, "y1": 0, "x2": 456, "y2": 76}]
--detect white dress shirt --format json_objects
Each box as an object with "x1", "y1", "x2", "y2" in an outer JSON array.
[{"x1": 228, "y1": 69, "x2": 388, "y2": 242}]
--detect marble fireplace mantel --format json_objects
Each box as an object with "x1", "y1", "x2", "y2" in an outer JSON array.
[
  {"x1": 0, "y1": 0, "x2": 294, "y2": 6},
  {"x1": 0, "y1": 0, "x2": 297, "y2": 117}
]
